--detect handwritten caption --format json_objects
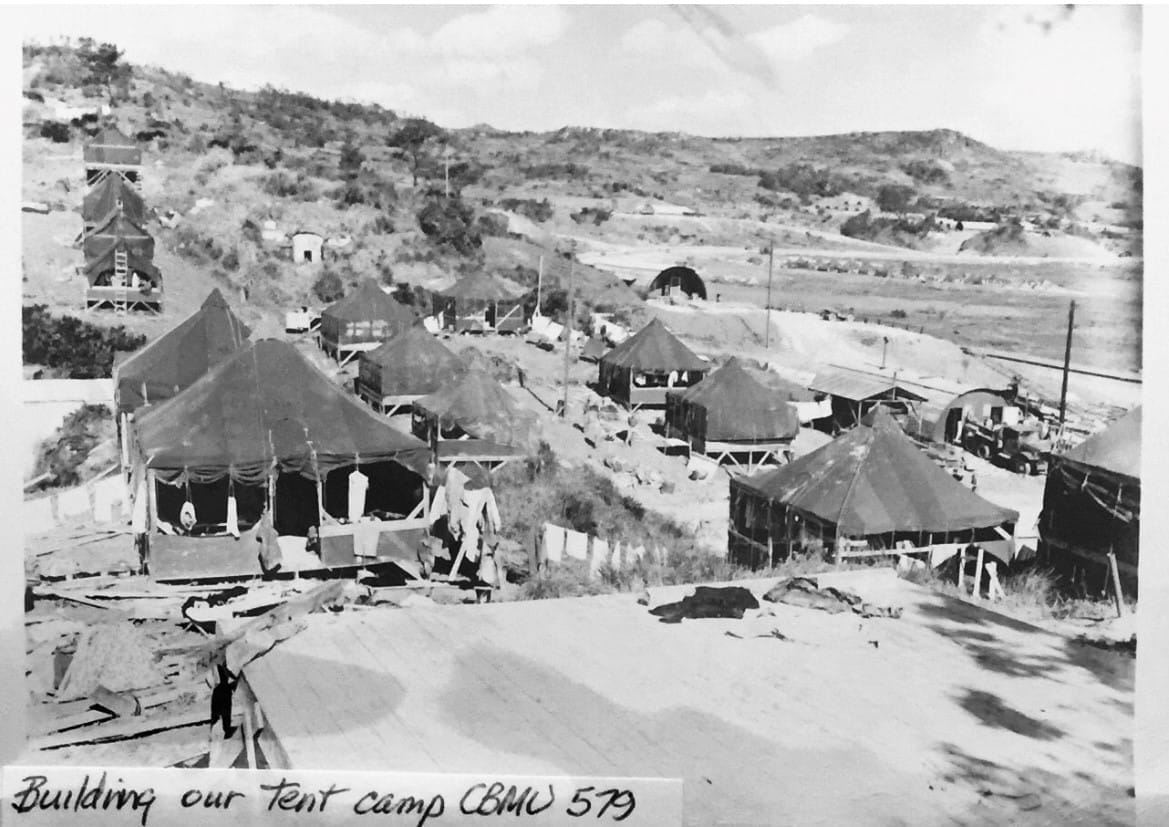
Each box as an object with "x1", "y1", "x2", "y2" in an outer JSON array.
[{"x1": 3, "y1": 767, "x2": 682, "y2": 827}]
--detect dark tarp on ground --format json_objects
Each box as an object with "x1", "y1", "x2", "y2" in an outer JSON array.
[
  {"x1": 649, "y1": 266, "x2": 707, "y2": 300},
  {"x1": 83, "y1": 127, "x2": 142, "y2": 167},
  {"x1": 1039, "y1": 407, "x2": 1141, "y2": 581},
  {"x1": 733, "y1": 407, "x2": 1019, "y2": 537},
  {"x1": 665, "y1": 357, "x2": 800, "y2": 444},
  {"x1": 318, "y1": 279, "x2": 417, "y2": 348},
  {"x1": 83, "y1": 244, "x2": 161, "y2": 286},
  {"x1": 82, "y1": 174, "x2": 146, "y2": 226},
  {"x1": 358, "y1": 326, "x2": 466, "y2": 398},
  {"x1": 83, "y1": 211, "x2": 154, "y2": 262},
  {"x1": 598, "y1": 318, "x2": 708, "y2": 401},
  {"x1": 134, "y1": 338, "x2": 431, "y2": 485},
  {"x1": 115, "y1": 288, "x2": 251, "y2": 415},
  {"x1": 413, "y1": 368, "x2": 538, "y2": 451}
]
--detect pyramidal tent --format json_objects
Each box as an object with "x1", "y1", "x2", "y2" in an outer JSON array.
[
  {"x1": 84, "y1": 127, "x2": 142, "y2": 167},
  {"x1": 115, "y1": 289, "x2": 252, "y2": 415},
  {"x1": 357, "y1": 326, "x2": 466, "y2": 399},
  {"x1": 319, "y1": 279, "x2": 417, "y2": 351},
  {"x1": 1039, "y1": 406, "x2": 1141, "y2": 590},
  {"x1": 82, "y1": 174, "x2": 146, "y2": 227},
  {"x1": 83, "y1": 211, "x2": 154, "y2": 262},
  {"x1": 433, "y1": 272, "x2": 528, "y2": 333},
  {"x1": 666, "y1": 357, "x2": 800, "y2": 444},
  {"x1": 134, "y1": 338, "x2": 431, "y2": 484},
  {"x1": 600, "y1": 318, "x2": 707, "y2": 372},
  {"x1": 439, "y1": 271, "x2": 525, "y2": 301},
  {"x1": 413, "y1": 368, "x2": 538, "y2": 450},
  {"x1": 732, "y1": 407, "x2": 1018, "y2": 540}
]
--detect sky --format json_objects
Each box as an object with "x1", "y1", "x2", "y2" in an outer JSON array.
[{"x1": 16, "y1": 4, "x2": 1143, "y2": 165}]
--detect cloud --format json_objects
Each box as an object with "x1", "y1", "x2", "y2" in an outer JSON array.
[
  {"x1": 748, "y1": 14, "x2": 849, "y2": 62},
  {"x1": 428, "y1": 5, "x2": 568, "y2": 59}
]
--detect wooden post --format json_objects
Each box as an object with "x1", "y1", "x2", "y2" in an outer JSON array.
[
  {"x1": 1059, "y1": 300, "x2": 1076, "y2": 430},
  {"x1": 562, "y1": 255, "x2": 574, "y2": 418},
  {"x1": 973, "y1": 546, "x2": 985, "y2": 600},
  {"x1": 764, "y1": 241, "x2": 774, "y2": 350},
  {"x1": 957, "y1": 546, "x2": 966, "y2": 592},
  {"x1": 1107, "y1": 551, "x2": 1127, "y2": 618},
  {"x1": 536, "y1": 255, "x2": 544, "y2": 317}
]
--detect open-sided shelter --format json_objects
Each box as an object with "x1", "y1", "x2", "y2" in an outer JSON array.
[
  {"x1": 82, "y1": 211, "x2": 160, "y2": 312},
  {"x1": 433, "y1": 272, "x2": 527, "y2": 334},
  {"x1": 357, "y1": 327, "x2": 467, "y2": 416},
  {"x1": 82, "y1": 174, "x2": 146, "y2": 231},
  {"x1": 84, "y1": 127, "x2": 142, "y2": 187},
  {"x1": 649, "y1": 265, "x2": 707, "y2": 300},
  {"x1": 598, "y1": 318, "x2": 708, "y2": 409},
  {"x1": 808, "y1": 366, "x2": 927, "y2": 433},
  {"x1": 130, "y1": 338, "x2": 433, "y2": 580},
  {"x1": 412, "y1": 369, "x2": 538, "y2": 470},
  {"x1": 729, "y1": 408, "x2": 1018, "y2": 570},
  {"x1": 665, "y1": 357, "x2": 800, "y2": 470},
  {"x1": 598, "y1": 318, "x2": 706, "y2": 407},
  {"x1": 1038, "y1": 407, "x2": 1140, "y2": 595},
  {"x1": 318, "y1": 279, "x2": 417, "y2": 364}
]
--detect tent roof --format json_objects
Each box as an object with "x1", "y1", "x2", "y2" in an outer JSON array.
[
  {"x1": 82, "y1": 175, "x2": 146, "y2": 224},
  {"x1": 115, "y1": 289, "x2": 251, "y2": 415},
  {"x1": 86, "y1": 210, "x2": 152, "y2": 243},
  {"x1": 83, "y1": 245, "x2": 160, "y2": 281},
  {"x1": 414, "y1": 368, "x2": 537, "y2": 448},
  {"x1": 134, "y1": 338, "x2": 430, "y2": 483},
  {"x1": 83, "y1": 127, "x2": 142, "y2": 166},
  {"x1": 439, "y1": 271, "x2": 526, "y2": 301},
  {"x1": 735, "y1": 407, "x2": 1018, "y2": 535},
  {"x1": 359, "y1": 327, "x2": 466, "y2": 396},
  {"x1": 320, "y1": 279, "x2": 417, "y2": 327},
  {"x1": 745, "y1": 366, "x2": 817, "y2": 402},
  {"x1": 599, "y1": 318, "x2": 708, "y2": 372},
  {"x1": 1061, "y1": 406, "x2": 1141, "y2": 481},
  {"x1": 809, "y1": 367, "x2": 927, "y2": 402},
  {"x1": 669, "y1": 357, "x2": 799, "y2": 441}
]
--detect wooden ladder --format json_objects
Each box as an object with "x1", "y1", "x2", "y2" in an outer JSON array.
[{"x1": 113, "y1": 249, "x2": 129, "y2": 312}]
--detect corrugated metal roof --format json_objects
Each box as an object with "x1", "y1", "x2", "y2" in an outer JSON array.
[{"x1": 808, "y1": 367, "x2": 927, "y2": 403}]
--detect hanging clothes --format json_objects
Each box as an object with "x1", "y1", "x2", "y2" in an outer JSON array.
[
  {"x1": 445, "y1": 466, "x2": 469, "y2": 538},
  {"x1": 256, "y1": 509, "x2": 282, "y2": 574},
  {"x1": 543, "y1": 523, "x2": 566, "y2": 563},
  {"x1": 348, "y1": 468, "x2": 369, "y2": 523},
  {"x1": 226, "y1": 483, "x2": 240, "y2": 539},
  {"x1": 611, "y1": 540, "x2": 622, "y2": 570},
  {"x1": 179, "y1": 500, "x2": 197, "y2": 533},
  {"x1": 564, "y1": 529, "x2": 589, "y2": 561},
  {"x1": 353, "y1": 519, "x2": 381, "y2": 558}
]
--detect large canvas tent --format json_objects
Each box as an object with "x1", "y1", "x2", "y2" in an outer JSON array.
[
  {"x1": 665, "y1": 357, "x2": 800, "y2": 469},
  {"x1": 82, "y1": 174, "x2": 146, "y2": 230},
  {"x1": 318, "y1": 279, "x2": 417, "y2": 363},
  {"x1": 1038, "y1": 407, "x2": 1141, "y2": 595},
  {"x1": 357, "y1": 327, "x2": 467, "y2": 415},
  {"x1": 412, "y1": 369, "x2": 538, "y2": 469},
  {"x1": 433, "y1": 272, "x2": 527, "y2": 334},
  {"x1": 83, "y1": 211, "x2": 154, "y2": 262},
  {"x1": 114, "y1": 288, "x2": 251, "y2": 415},
  {"x1": 729, "y1": 408, "x2": 1018, "y2": 569},
  {"x1": 131, "y1": 339, "x2": 433, "y2": 580},
  {"x1": 84, "y1": 127, "x2": 142, "y2": 186},
  {"x1": 598, "y1": 318, "x2": 708, "y2": 408}
]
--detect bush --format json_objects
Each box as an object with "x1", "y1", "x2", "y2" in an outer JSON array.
[
  {"x1": 31, "y1": 404, "x2": 113, "y2": 490},
  {"x1": 22, "y1": 305, "x2": 146, "y2": 378},
  {"x1": 498, "y1": 198, "x2": 554, "y2": 223},
  {"x1": 40, "y1": 121, "x2": 72, "y2": 143},
  {"x1": 901, "y1": 160, "x2": 950, "y2": 185},
  {"x1": 416, "y1": 192, "x2": 482, "y2": 255},
  {"x1": 312, "y1": 269, "x2": 345, "y2": 303},
  {"x1": 570, "y1": 207, "x2": 612, "y2": 226},
  {"x1": 759, "y1": 163, "x2": 844, "y2": 198},
  {"x1": 476, "y1": 212, "x2": 510, "y2": 238}
]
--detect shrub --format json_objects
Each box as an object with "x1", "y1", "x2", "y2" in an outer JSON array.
[
  {"x1": 759, "y1": 163, "x2": 844, "y2": 198},
  {"x1": 498, "y1": 198, "x2": 554, "y2": 223},
  {"x1": 31, "y1": 404, "x2": 113, "y2": 490},
  {"x1": 416, "y1": 192, "x2": 482, "y2": 255},
  {"x1": 312, "y1": 269, "x2": 345, "y2": 303},
  {"x1": 39, "y1": 121, "x2": 72, "y2": 143},
  {"x1": 22, "y1": 305, "x2": 146, "y2": 378},
  {"x1": 476, "y1": 212, "x2": 510, "y2": 238},
  {"x1": 901, "y1": 160, "x2": 949, "y2": 185}
]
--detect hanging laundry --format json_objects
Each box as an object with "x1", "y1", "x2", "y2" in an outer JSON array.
[
  {"x1": 348, "y1": 468, "x2": 369, "y2": 523},
  {"x1": 590, "y1": 538, "x2": 610, "y2": 579},
  {"x1": 179, "y1": 500, "x2": 197, "y2": 532},
  {"x1": 256, "y1": 509, "x2": 282, "y2": 573},
  {"x1": 543, "y1": 523, "x2": 566, "y2": 563},
  {"x1": 564, "y1": 529, "x2": 589, "y2": 561},
  {"x1": 610, "y1": 541, "x2": 622, "y2": 570},
  {"x1": 353, "y1": 519, "x2": 381, "y2": 559},
  {"x1": 631, "y1": 544, "x2": 647, "y2": 562},
  {"x1": 226, "y1": 493, "x2": 240, "y2": 539},
  {"x1": 445, "y1": 466, "x2": 469, "y2": 538}
]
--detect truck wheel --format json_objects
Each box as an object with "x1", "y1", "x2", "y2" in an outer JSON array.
[
  {"x1": 1011, "y1": 456, "x2": 1029, "y2": 474},
  {"x1": 976, "y1": 443, "x2": 992, "y2": 460}
]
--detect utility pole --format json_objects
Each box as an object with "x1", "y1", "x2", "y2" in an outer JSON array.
[
  {"x1": 1058, "y1": 299, "x2": 1076, "y2": 431},
  {"x1": 536, "y1": 255, "x2": 544, "y2": 317},
  {"x1": 764, "y1": 240, "x2": 774, "y2": 350},
  {"x1": 562, "y1": 255, "x2": 574, "y2": 418}
]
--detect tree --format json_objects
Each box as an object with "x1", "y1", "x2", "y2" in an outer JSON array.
[
  {"x1": 416, "y1": 191, "x2": 481, "y2": 255},
  {"x1": 387, "y1": 118, "x2": 447, "y2": 187},
  {"x1": 77, "y1": 38, "x2": 130, "y2": 104},
  {"x1": 312, "y1": 269, "x2": 345, "y2": 303},
  {"x1": 339, "y1": 134, "x2": 365, "y2": 181},
  {"x1": 877, "y1": 184, "x2": 916, "y2": 216}
]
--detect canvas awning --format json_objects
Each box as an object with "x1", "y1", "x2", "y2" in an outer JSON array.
[
  {"x1": 809, "y1": 367, "x2": 927, "y2": 403},
  {"x1": 134, "y1": 339, "x2": 431, "y2": 484},
  {"x1": 735, "y1": 408, "x2": 1018, "y2": 535},
  {"x1": 115, "y1": 289, "x2": 251, "y2": 415}
]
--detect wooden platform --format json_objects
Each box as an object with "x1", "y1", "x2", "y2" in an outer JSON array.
[{"x1": 243, "y1": 575, "x2": 1134, "y2": 826}]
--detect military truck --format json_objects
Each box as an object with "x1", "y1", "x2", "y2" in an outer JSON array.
[{"x1": 961, "y1": 420, "x2": 1050, "y2": 475}]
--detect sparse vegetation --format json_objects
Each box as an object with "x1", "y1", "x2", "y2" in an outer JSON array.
[
  {"x1": 31, "y1": 404, "x2": 113, "y2": 490},
  {"x1": 22, "y1": 305, "x2": 147, "y2": 378}
]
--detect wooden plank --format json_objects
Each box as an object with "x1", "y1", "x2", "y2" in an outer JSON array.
[{"x1": 33, "y1": 710, "x2": 209, "y2": 751}]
